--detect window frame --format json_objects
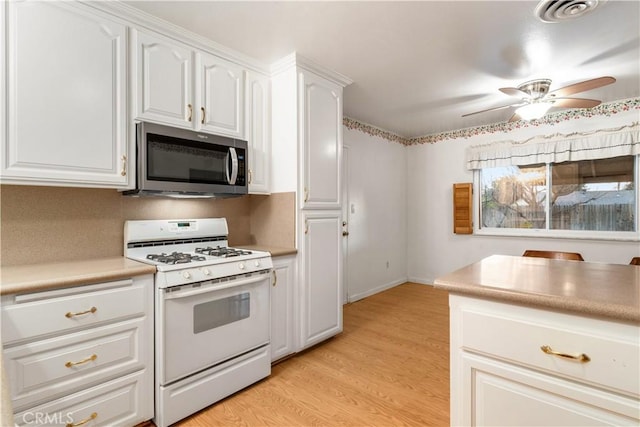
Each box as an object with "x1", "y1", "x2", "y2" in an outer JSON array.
[{"x1": 473, "y1": 155, "x2": 640, "y2": 241}]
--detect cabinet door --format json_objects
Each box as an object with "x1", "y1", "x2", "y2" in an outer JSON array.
[
  {"x1": 197, "y1": 52, "x2": 244, "y2": 138},
  {"x1": 132, "y1": 29, "x2": 193, "y2": 128},
  {"x1": 461, "y1": 353, "x2": 640, "y2": 426},
  {"x1": 2, "y1": 1, "x2": 128, "y2": 187},
  {"x1": 271, "y1": 256, "x2": 295, "y2": 362},
  {"x1": 300, "y1": 71, "x2": 343, "y2": 209},
  {"x1": 300, "y1": 212, "x2": 342, "y2": 349},
  {"x1": 247, "y1": 71, "x2": 271, "y2": 194}
]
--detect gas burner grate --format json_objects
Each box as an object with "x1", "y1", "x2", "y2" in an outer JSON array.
[
  {"x1": 195, "y1": 246, "x2": 253, "y2": 258},
  {"x1": 146, "y1": 252, "x2": 206, "y2": 264}
]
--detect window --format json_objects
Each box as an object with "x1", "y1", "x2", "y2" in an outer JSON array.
[{"x1": 479, "y1": 155, "x2": 637, "y2": 235}]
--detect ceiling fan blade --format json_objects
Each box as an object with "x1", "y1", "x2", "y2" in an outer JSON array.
[
  {"x1": 499, "y1": 87, "x2": 530, "y2": 98},
  {"x1": 549, "y1": 76, "x2": 616, "y2": 97},
  {"x1": 508, "y1": 113, "x2": 522, "y2": 123},
  {"x1": 552, "y1": 98, "x2": 602, "y2": 108},
  {"x1": 462, "y1": 102, "x2": 521, "y2": 117}
]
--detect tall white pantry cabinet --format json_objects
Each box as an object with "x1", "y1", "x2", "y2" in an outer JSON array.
[{"x1": 271, "y1": 54, "x2": 352, "y2": 351}]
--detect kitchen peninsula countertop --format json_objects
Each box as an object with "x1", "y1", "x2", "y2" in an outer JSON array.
[
  {"x1": 433, "y1": 254, "x2": 640, "y2": 323},
  {"x1": 0, "y1": 257, "x2": 156, "y2": 295}
]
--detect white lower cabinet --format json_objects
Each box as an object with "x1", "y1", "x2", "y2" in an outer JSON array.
[
  {"x1": 449, "y1": 294, "x2": 640, "y2": 426},
  {"x1": 1, "y1": 276, "x2": 154, "y2": 426},
  {"x1": 13, "y1": 370, "x2": 148, "y2": 427},
  {"x1": 299, "y1": 211, "x2": 342, "y2": 349},
  {"x1": 270, "y1": 255, "x2": 295, "y2": 362}
]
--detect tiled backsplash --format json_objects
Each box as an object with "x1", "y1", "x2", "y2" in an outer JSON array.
[{"x1": 0, "y1": 185, "x2": 294, "y2": 266}]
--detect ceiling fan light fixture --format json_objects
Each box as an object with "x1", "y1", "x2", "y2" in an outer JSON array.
[{"x1": 515, "y1": 102, "x2": 554, "y2": 121}]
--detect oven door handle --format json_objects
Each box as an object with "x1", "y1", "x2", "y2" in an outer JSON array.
[
  {"x1": 225, "y1": 147, "x2": 238, "y2": 185},
  {"x1": 163, "y1": 274, "x2": 267, "y2": 300}
]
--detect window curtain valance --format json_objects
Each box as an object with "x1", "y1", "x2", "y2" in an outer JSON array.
[{"x1": 465, "y1": 124, "x2": 640, "y2": 170}]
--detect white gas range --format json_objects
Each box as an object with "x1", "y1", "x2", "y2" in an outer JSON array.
[{"x1": 124, "y1": 218, "x2": 272, "y2": 427}]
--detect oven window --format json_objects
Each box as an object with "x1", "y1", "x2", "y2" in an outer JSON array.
[{"x1": 193, "y1": 292, "x2": 250, "y2": 334}]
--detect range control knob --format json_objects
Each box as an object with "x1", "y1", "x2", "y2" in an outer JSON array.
[
  {"x1": 182, "y1": 271, "x2": 191, "y2": 279},
  {"x1": 202, "y1": 268, "x2": 211, "y2": 276},
  {"x1": 255, "y1": 260, "x2": 261, "y2": 267},
  {"x1": 238, "y1": 263, "x2": 245, "y2": 270}
]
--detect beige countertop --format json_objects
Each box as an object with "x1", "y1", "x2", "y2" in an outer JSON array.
[
  {"x1": 433, "y1": 255, "x2": 640, "y2": 323},
  {"x1": 0, "y1": 257, "x2": 156, "y2": 296},
  {"x1": 236, "y1": 245, "x2": 297, "y2": 258}
]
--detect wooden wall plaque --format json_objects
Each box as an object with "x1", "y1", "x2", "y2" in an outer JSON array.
[{"x1": 453, "y1": 183, "x2": 473, "y2": 234}]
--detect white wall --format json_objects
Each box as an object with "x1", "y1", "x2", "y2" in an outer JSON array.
[
  {"x1": 343, "y1": 126, "x2": 408, "y2": 301},
  {"x1": 407, "y1": 111, "x2": 640, "y2": 284}
]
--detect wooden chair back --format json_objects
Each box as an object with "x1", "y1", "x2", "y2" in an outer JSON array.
[
  {"x1": 630, "y1": 257, "x2": 640, "y2": 266},
  {"x1": 522, "y1": 250, "x2": 584, "y2": 261}
]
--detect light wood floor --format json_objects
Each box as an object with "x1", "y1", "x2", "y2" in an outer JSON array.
[{"x1": 177, "y1": 283, "x2": 450, "y2": 426}]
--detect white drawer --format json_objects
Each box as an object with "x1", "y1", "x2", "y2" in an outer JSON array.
[
  {"x1": 13, "y1": 370, "x2": 150, "y2": 427},
  {"x1": 5, "y1": 318, "x2": 147, "y2": 412},
  {"x1": 459, "y1": 303, "x2": 640, "y2": 396},
  {"x1": 2, "y1": 279, "x2": 146, "y2": 344}
]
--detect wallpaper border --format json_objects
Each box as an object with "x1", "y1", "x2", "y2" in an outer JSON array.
[{"x1": 343, "y1": 98, "x2": 640, "y2": 146}]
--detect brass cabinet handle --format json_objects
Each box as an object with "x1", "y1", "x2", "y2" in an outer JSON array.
[
  {"x1": 201, "y1": 107, "x2": 205, "y2": 124},
  {"x1": 65, "y1": 306, "x2": 97, "y2": 318},
  {"x1": 120, "y1": 155, "x2": 127, "y2": 176},
  {"x1": 540, "y1": 345, "x2": 590, "y2": 363},
  {"x1": 187, "y1": 103, "x2": 193, "y2": 122},
  {"x1": 65, "y1": 354, "x2": 97, "y2": 368},
  {"x1": 66, "y1": 412, "x2": 97, "y2": 427},
  {"x1": 272, "y1": 270, "x2": 277, "y2": 287}
]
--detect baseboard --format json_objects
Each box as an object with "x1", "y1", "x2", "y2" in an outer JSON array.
[
  {"x1": 347, "y1": 277, "x2": 408, "y2": 302},
  {"x1": 407, "y1": 276, "x2": 434, "y2": 285}
]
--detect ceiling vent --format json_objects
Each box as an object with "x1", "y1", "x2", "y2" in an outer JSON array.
[{"x1": 535, "y1": 0, "x2": 606, "y2": 23}]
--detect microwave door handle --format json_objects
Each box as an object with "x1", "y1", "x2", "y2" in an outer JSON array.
[{"x1": 226, "y1": 147, "x2": 238, "y2": 185}]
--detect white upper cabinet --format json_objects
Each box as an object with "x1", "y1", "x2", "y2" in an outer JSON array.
[
  {"x1": 197, "y1": 53, "x2": 245, "y2": 138},
  {"x1": 132, "y1": 29, "x2": 193, "y2": 128},
  {"x1": 132, "y1": 29, "x2": 246, "y2": 139},
  {"x1": 246, "y1": 71, "x2": 271, "y2": 194},
  {"x1": 1, "y1": 1, "x2": 128, "y2": 187},
  {"x1": 300, "y1": 70, "x2": 344, "y2": 209}
]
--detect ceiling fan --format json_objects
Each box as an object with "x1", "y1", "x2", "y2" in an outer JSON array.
[{"x1": 463, "y1": 76, "x2": 616, "y2": 122}]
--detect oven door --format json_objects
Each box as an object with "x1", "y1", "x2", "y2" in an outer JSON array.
[{"x1": 158, "y1": 272, "x2": 270, "y2": 385}]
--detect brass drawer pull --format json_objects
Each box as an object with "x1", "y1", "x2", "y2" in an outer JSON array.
[
  {"x1": 541, "y1": 345, "x2": 590, "y2": 363},
  {"x1": 65, "y1": 306, "x2": 97, "y2": 318},
  {"x1": 65, "y1": 354, "x2": 97, "y2": 368},
  {"x1": 66, "y1": 412, "x2": 97, "y2": 427}
]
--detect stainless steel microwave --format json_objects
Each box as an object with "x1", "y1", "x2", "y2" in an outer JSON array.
[{"x1": 124, "y1": 122, "x2": 248, "y2": 197}]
